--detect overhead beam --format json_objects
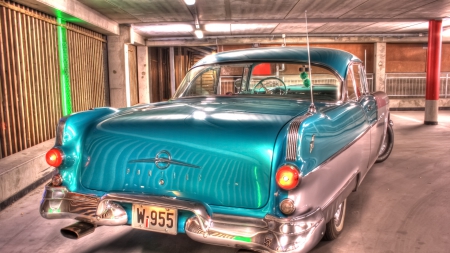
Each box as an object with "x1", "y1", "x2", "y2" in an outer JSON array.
[
  {"x1": 13, "y1": 0, "x2": 119, "y2": 35},
  {"x1": 136, "y1": 18, "x2": 430, "y2": 26},
  {"x1": 146, "y1": 36, "x2": 440, "y2": 47}
]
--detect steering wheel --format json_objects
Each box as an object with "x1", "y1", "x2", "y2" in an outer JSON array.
[{"x1": 252, "y1": 77, "x2": 287, "y2": 95}]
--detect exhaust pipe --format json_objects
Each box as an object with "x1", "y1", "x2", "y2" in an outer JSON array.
[{"x1": 61, "y1": 222, "x2": 96, "y2": 239}]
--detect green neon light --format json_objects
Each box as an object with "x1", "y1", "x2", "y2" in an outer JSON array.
[
  {"x1": 254, "y1": 166, "x2": 262, "y2": 207},
  {"x1": 56, "y1": 18, "x2": 72, "y2": 116},
  {"x1": 234, "y1": 236, "x2": 252, "y2": 243},
  {"x1": 47, "y1": 208, "x2": 60, "y2": 214}
]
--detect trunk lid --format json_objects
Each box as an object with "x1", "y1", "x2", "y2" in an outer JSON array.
[{"x1": 80, "y1": 98, "x2": 309, "y2": 208}]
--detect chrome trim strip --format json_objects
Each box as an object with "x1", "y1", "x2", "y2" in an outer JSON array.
[
  {"x1": 128, "y1": 158, "x2": 201, "y2": 169},
  {"x1": 129, "y1": 150, "x2": 201, "y2": 169},
  {"x1": 286, "y1": 114, "x2": 311, "y2": 161},
  {"x1": 55, "y1": 116, "x2": 68, "y2": 146},
  {"x1": 212, "y1": 213, "x2": 267, "y2": 228}
]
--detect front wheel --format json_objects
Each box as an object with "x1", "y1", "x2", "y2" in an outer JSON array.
[
  {"x1": 376, "y1": 123, "x2": 394, "y2": 163},
  {"x1": 323, "y1": 199, "x2": 347, "y2": 241}
]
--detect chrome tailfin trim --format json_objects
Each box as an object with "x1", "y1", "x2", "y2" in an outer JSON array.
[{"x1": 286, "y1": 114, "x2": 311, "y2": 161}]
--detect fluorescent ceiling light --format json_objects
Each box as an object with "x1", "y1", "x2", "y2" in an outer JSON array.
[
  {"x1": 136, "y1": 24, "x2": 193, "y2": 33},
  {"x1": 195, "y1": 29, "x2": 204, "y2": 38},
  {"x1": 184, "y1": 0, "x2": 195, "y2": 5},
  {"x1": 205, "y1": 24, "x2": 230, "y2": 32}
]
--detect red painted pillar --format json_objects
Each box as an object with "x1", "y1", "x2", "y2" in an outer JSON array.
[{"x1": 424, "y1": 20, "x2": 442, "y2": 125}]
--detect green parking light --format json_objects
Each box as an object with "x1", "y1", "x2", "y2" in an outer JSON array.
[{"x1": 56, "y1": 17, "x2": 72, "y2": 116}]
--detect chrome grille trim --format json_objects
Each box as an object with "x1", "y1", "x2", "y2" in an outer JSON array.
[{"x1": 286, "y1": 114, "x2": 311, "y2": 161}]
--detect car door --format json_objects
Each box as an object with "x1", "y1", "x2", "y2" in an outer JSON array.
[
  {"x1": 354, "y1": 64, "x2": 379, "y2": 166},
  {"x1": 347, "y1": 63, "x2": 372, "y2": 178}
]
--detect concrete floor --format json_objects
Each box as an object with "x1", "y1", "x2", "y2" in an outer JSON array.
[{"x1": 1, "y1": 111, "x2": 449, "y2": 253}]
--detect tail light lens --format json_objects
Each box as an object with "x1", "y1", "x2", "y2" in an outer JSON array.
[
  {"x1": 276, "y1": 164, "x2": 301, "y2": 190},
  {"x1": 46, "y1": 148, "x2": 64, "y2": 167}
]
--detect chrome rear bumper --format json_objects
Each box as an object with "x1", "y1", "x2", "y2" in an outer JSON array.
[{"x1": 40, "y1": 183, "x2": 325, "y2": 253}]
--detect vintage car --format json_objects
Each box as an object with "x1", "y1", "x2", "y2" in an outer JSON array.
[{"x1": 40, "y1": 47, "x2": 394, "y2": 253}]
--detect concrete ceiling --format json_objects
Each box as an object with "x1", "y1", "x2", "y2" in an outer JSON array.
[{"x1": 76, "y1": 0, "x2": 450, "y2": 38}]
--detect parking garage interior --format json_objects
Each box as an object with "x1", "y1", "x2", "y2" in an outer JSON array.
[{"x1": 1, "y1": 0, "x2": 450, "y2": 252}]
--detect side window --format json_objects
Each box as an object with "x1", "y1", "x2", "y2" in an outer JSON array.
[
  {"x1": 219, "y1": 66, "x2": 246, "y2": 95},
  {"x1": 358, "y1": 64, "x2": 369, "y2": 94},
  {"x1": 187, "y1": 68, "x2": 218, "y2": 96},
  {"x1": 346, "y1": 66, "x2": 358, "y2": 100},
  {"x1": 352, "y1": 64, "x2": 364, "y2": 96}
]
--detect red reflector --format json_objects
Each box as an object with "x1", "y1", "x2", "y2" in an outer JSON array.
[
  {"x1": 46, "y1": 148, "x2": 64, "y2": 167},
  {"x1": 276, "y1": 165, "x2": 300, "y2": 190}
]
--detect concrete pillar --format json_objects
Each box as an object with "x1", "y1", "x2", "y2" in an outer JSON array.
[
  {"x1": 373, "y1": 42, "x2": 386, "y2": 92},
  {"x1": 424, "y1": 20, "x2": 443, "y2": 125},
  {"x1": 107, "y1": 25, "x2": 132, "y2": 108},
  {"x1": 137, "y1": 46, "x2": 150, "y2": 104},
  {"x1": 169, "y1": 47, "x2": 176, "y2": 97}
]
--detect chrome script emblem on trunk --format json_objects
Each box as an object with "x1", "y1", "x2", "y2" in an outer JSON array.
[{"x1": 128, "y1": 150, "x2": 201, "y2": 169}]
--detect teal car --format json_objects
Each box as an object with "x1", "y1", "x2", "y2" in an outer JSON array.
[{"x1": 40, "y1": 47, "x2": 394, "y2": 253}]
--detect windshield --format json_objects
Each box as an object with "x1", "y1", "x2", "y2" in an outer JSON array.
[{"x1": 173, "y1": 62, "x2": 342, "y2": 101}]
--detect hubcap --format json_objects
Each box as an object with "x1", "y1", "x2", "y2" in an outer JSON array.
[
  {"x1": 379, "y1": 132, "x2": 389, "y2": 155},
  {"x1": 334, "y1": 203, "x2": 343, "y2": 227}
]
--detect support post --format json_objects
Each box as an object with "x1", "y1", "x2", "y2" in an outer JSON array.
[
  {"x1": 424, "y1": 20, "x2": 442, "y2": 125},
  {"x1": 373, "y1": 42, "x2": 386, "y2": 92},
  {"x1": 137, "y1": 46, "x2": 150, "y2": 104},
  {"x1": 107, "y1": 25, "x2": 132, "y2": 108},
  {"x1": 169, "y1": 47, "x2": 176, "y2": 97},
  {"x1": 56, "y1": 18, "x2": 72, "y2": 116}
]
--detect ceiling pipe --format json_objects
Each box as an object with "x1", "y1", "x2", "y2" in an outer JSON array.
[
  {"x1": 187, "y1": 47, "x2": 212, "y2": 55},
  {"x1": 147, "y1": 33, "x2": 427, "y2": 41}
]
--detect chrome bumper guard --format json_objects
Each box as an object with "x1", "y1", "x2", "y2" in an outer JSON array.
[
  {"x1": 40, "y1": 183, "x2": 127, "y2": 225},
  {"x1": 41, "y1": 183, "x2": 324, "y2": 252},
  {"x1": 40, "y1": 183, "x2": 211, "y2": 230},
  {"x1": 186, "y1": 208, "x2": 325, "y2": 253}
]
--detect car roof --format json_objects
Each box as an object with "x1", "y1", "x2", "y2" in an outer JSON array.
[{"x1": 193, "y1": 47, "x2": 361, "y2": 79}]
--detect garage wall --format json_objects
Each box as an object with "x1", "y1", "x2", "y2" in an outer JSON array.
[
  {"x1": 67, "y1": 23, "x2": 108, "y2": 112},
  {"x1": 386, "y1": 43, "x2": 427, "y2": 73},
  {"x1": 0, "y1": 1, "x2": 109, "y2": 158},
  {"x1": 0, "y1": 1, "x2": 62, "y2": 158},
  {"x1": 386, "y1": 43, "x2": 450, "y2": 73},
  {"x1": 150, "y1": 47, "x2": 196, "y2": 102}
]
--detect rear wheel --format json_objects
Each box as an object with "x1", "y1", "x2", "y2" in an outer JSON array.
[
  {"x1": 376, "y1": 123, "x2": 394, "y2": 163},
  {"x1": 323, "y1": 199, "x2": 347, "y2": 241}
]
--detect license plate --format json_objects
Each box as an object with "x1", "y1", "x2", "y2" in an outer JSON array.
[{"x1": 132, "y1": 204, "x2": 177, "y2": 235}]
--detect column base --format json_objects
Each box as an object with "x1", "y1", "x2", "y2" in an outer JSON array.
[{"x1": 424, "y1": 100, "x2": 439, "y2": 125}]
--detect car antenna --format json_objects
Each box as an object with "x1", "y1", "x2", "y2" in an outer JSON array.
[{"x1": 305, "y1": 10, "x2": 316, "y2": 114}]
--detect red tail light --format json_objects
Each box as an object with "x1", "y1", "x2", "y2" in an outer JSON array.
[
  {"x1": 276, "y1": 164, "x2": 301, "y2": 190},
  {"x1": 46, "y1": 148, "x2": 64, "y2": 167}
]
